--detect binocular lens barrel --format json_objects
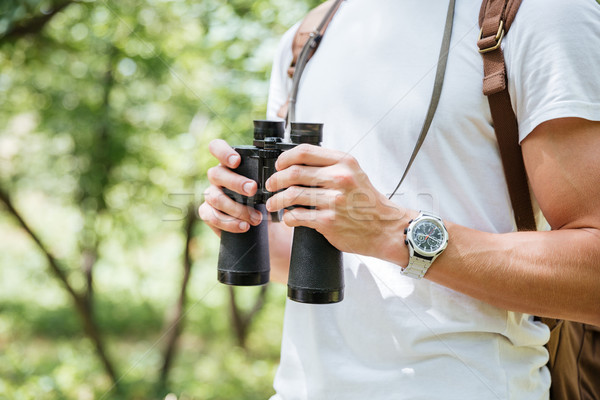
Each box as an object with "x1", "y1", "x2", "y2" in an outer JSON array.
[
  {"x1": 253, "y1": 120, "x2": 285, "y2": 142},
  {"x1": 285, "y1": 123, "x2": 344, "y2": 304},
  {"x1": 217, "y1": 145, "x2": 270, "y2": 286},
  {"x1": 290, "y1": 122, "x2": 323, "y2": 145},
  {"x1": 287, "y1": 226, "x2": 344, "y2": 303},
  {"x1": 216, "y1": 120, "x2": 344, "y2": 303},
  {"x1": 218, "y1": 204, "x2": 270, "y2": 286}
]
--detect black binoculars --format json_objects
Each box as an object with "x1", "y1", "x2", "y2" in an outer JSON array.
[{"x1": 217, "y1": 120, "x2": 344, "y2": 304}]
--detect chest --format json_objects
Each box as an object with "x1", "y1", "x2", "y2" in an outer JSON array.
[{"x1": 295, "y1": 0, "x2": 495, "y2": 158}]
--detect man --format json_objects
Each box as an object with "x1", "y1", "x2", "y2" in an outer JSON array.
[{"x1": 199, "y1": 0, "x2": 600, "y2": 398}]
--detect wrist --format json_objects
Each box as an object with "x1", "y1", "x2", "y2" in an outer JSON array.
[{"x1": 376, "y1": 203, "x2": 417, "y2": 266}]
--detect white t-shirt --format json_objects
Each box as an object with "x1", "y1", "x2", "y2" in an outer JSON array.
[{"x1": 265, "y1": 1, "x2": 600, "y2": 399}]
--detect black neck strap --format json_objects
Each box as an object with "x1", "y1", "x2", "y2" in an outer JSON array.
[
  {"x1": 389, "y1": 0, "x2": 456, "y2": 199},
  {"x1": 287, "y1": 0, "x2": 456, "y2": 199}
]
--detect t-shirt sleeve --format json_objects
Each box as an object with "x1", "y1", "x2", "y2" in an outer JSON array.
[
  {"x1": 266, "y1": 22, "x2": 299, "y2": 121},
  {"x1": 504, "y1": 0, "x2": 600, "y2": 142}
]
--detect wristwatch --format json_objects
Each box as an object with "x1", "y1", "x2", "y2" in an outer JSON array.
[{"x1": 402, "y1": 211, "x2": 449, "y2": 279}]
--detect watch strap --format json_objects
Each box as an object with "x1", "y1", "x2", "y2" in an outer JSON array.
[{"x1": 401, "y1": 255, "x2": 431, "y2": 279}]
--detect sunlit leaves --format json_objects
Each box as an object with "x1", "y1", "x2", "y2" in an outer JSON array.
[{"x1": 0, "y1": 0, "x2": 318, "y2": 398}]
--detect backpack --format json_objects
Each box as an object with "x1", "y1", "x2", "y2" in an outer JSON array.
[{"x1": 284, "y1": 1, "x2": 600, "y2": 399}]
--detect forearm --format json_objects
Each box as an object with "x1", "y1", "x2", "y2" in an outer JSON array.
[
  {"x1": 262, "y1": 119, "x2": 600, "y2": 321},
  {"x1": 417, "y1": 119, "x2": 600, "y2": 326},
  {"x1": 405, "y1": 223, "x2": 600, "y2": 325}
]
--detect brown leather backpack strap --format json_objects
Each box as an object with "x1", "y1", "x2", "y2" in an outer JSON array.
[
  {"x1": 288, "y1": 0, "x2": 343, "y2": 78},
  {"x1": 478, "y1": 7, "x2": 600, "y2": 400},
  {"x1": 277, "y1": 0, "x2": 344, "y2": 120},
  {"x1": 478, "y1": 0, "x2": 536, "y2": 231}
]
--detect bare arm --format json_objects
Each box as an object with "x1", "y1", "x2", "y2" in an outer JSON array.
[
  {"x1": 266, "y1": 118, "x2": 600, "y2": 325},
  {"x1": 423, "y1": 118, "x2": 600, "y2": 325}
]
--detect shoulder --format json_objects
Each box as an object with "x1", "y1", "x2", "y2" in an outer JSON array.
[
  {"x1": 508, "y1": 0, "x2": 600, "y2": 39},
  {"x1": 503, "y1": 0, "x2": 600, "y2": 140},
  {"x1": 266, "y1": 22, "x2": 300, "y2": 120},
  {"x1": 274, "y1": 21, "x2": 300, "y2": 67},
  {"x1": 270, "y1": 21, "x2": 300, "y2": 87},
  {"x1": 504, "y1": 0, "x2": 600, "y2": 74},
  {"x1": 515, "y1": 0, "x2": 599, "y2": 19}
]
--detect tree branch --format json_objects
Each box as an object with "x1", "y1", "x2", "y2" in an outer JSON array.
[
  {"x1": 0, "y1": 187, "x2": 120, "y2": 388},
  {"x1": 159, "y1": 204, "x2": 198, "y2": 385},
  {"x1": 79, "y1": 46, "x2": 117, "y2": 310},
  {"x1": 0, "y1": 187, "x2": 80, "y2": 302},
  {"x1": 229, "y1": 286, "x2": 246, "y2": 348},
  {"x1": 81, "y1": 248, "x2": 96, "y2": 311},
  {"x1": 0, "y1": 0, "x2": 75, "y2": 44},
  {"x1": 228, "y1": 285, "x2": 268, "y2": 349},
  {"x1": 242, "y1": 285, "x2": 268, "y2": 329}
]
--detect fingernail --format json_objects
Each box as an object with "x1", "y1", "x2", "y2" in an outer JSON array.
[
  {"x1": 265, "y1": 199, "x2": 271, "y2": 211},
  {"x1": 251, "y1": 211, "x2": 262, "y2": 224},
  {"x1": 228, "y1": 154, "x2": 239, "y2": 167},
  {"x1": 243, "y1": 182, "x2": 253, "y2": 195},
  {"x1": 239, "y1": 221, "x2": 249, "y2": 230},
  {"x1": 265, "y1": 179, "x2": 271, "y2": 191}
]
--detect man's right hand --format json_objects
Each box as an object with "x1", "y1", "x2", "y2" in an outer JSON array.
[{"x1": 198, "y1": 139, "x2": 264, "y2": 236}]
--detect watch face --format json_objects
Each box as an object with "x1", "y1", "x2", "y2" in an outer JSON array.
[{"x1": 412, "y1": 219, "x2": 445, "y2": 253}]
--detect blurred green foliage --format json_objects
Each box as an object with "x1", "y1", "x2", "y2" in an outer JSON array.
[{"x1": 0, "y1": 0, "x2": 319, "y2": 398}]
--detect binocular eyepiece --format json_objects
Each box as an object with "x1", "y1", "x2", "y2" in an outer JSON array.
[{"x1": 216, "y1": 120, "x2": 344, "y2": 304}]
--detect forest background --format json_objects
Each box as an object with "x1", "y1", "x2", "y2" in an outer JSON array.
[{"x1": 0, "y1": 0, "x2": 320, "y2": 399}]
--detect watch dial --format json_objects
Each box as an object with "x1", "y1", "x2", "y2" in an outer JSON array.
[{"x1": 412, "y1": 220, "x2": 445, "y2": 253}]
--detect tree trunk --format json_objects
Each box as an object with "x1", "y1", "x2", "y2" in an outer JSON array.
[
  {"x1": 228, "y1": 285, "x2": 269, "y2": 349},
  {"x1": 159, "y1": 204, "x2": 198, "y2": 386},
  {"x1": 0, "y1": 188, "x2": 120, "y2": 388}
]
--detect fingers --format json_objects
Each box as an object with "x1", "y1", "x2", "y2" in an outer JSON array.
[
  {"x1": 266, "y1": 186, "x2": 341, "y2": 212},
  {"x1": 268, "y1": 146, "x2": 360, "y2": 193},
  {"x1": 204, "y1": 139, "x2": 262, "y2": 235},
  {"x1": 266, "y1": 162, "x2": 359, "y2": 193},
  {"x1": 205, "y1": 186, "x2": 263, "y2": 224},
  {"x1": 281, "y1": 208, "x2": 335, "y2": 232},
  {"x1": 208, "y1": 139, "x2": 256, "y2": 196},
  {"x1": 199, "y1": 186, "x2": 263, "y2": 234},
  {"x1": 275, "y1": 143, "x2": 348, "y2": 171},
  {"x1": 209, "y1": 139, "x2": 241, "y2": 168},
  {"x1": 266, "y1": 165, "x2": 325, "y2": 192},
  {"x1": 207, "y1": 165, "x2": 257, "y2": 197},
  {"x1": 199, "y1": 202, "x2": 252, "y2": 233}
]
